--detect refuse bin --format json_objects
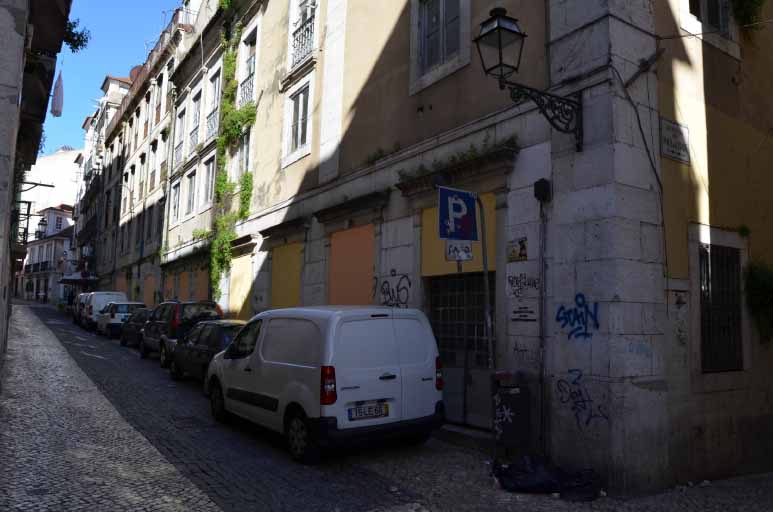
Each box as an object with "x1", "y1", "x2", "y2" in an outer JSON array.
[{"x1": 492, "y1": 371, "x2": 531, "y2": 457}]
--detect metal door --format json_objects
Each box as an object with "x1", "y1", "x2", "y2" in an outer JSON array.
[{"x1": 428, "y1": 272, "x2": 495, "y2": 429}]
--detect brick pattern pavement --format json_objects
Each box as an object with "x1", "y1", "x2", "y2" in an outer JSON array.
[{"x1": 3, "y1": 303, "x2": 773, "y2": 511}]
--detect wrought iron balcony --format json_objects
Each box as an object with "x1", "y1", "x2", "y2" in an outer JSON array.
[
  {"x1": 239, "y1": 73, "x2": 254, "y2": 107},
  {"x1": 40, "y1": 261, "x2": 49, "y2": 272},
  {"x1": 174, "y1": 141, "x2": 184, "y2": 167},
  {"x1": 291, "y1": 14, "x2": 315, "y2": 68},
  {"x1": 206, "y1": 109, "x2": 219, "y2": 139},
  {"x1": 24, "y1": 264, "x2": 31, "y2": 274},
  {"x1": 189, "y1": 127, "x2": 199, "y2": 155},
  {"x1": 32, "y1": 262, "x2": 40, "y2": 273}
]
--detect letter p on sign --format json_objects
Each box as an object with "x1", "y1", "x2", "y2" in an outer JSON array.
[{"x1": 438, "y1": 186, "x2": 478, "y2": 241}]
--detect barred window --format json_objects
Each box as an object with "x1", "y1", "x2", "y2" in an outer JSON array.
[{"x1": 699, "y1": 243, "x2": 742, "y2": 372}]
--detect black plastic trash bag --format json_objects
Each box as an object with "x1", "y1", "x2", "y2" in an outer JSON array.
[{"x1": 493, "y1": 456, "x2": 601, "y2": 502}]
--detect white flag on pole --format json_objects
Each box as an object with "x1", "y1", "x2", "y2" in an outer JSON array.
[{"x1": 51, "y1": 70, "x2": 64, "y2": 117}]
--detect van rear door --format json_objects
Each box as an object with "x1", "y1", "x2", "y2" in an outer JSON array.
[
  {"x1": 330, "y1": 312, "x2": 402, "y2": 429},
  {"x1": 393, "y1": 310, "x2": 440, "y2": 420}
]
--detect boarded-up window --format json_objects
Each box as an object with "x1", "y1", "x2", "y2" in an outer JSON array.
[
  {"x1": 328, "y1": 224, "x2": 374, "y2": 305},
  {"x1": 229, "y1": 255, "x2": 253, "y2": 320},
  {"x1": 271, "y1": 243, "x2": 303, "y2": 308}
]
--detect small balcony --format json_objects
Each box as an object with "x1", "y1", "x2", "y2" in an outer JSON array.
[
  {"x1": 189, "y1": 127, "x2": 199, "y2": 156},
  {"x1": 40, "y1": 261, "x2": 49, "y2": 272},
  {"x1": 291, "y1": 14, "x2": 315, "y2": 68},
  {"x1": 174, "y1": 141, "x2": 184, "y2": 167},
  {"x1": 32, "y1": 262, "x2": 40, "y2": 273},
  {"x1": 239, "y1": 73, "x2": 254, "y2": 107},
  {"x1": 206, "y1": 109, "x2": 219, "y2": 139},
  {"x1": 24, "y1": 264, "x2": 31, "y2": 274}
]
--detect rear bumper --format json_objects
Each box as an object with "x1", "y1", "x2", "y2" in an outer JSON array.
[{"x1": 311, "y1": 402, "x2": 445, "y2": 447}]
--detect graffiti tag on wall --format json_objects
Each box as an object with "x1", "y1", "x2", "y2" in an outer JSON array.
[
  {"x1": 507, "y1": 273, "x2": 541, "y2": 298},
  {"x1": 374, "y1": 269, "x2": 412, "y2": 308},
  {"x1": 556, "y1": 369, "x2": 609, "y2": 429},
  {"x1": 555, "y1": 293, "x2": 599, "y2": 340}
]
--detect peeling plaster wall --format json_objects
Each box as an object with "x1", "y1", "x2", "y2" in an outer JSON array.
[{"x1": 0, "y1": 0, "x2": 29, "y2": 382}]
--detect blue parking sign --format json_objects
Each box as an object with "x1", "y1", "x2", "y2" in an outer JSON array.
[{"x1": 438, "y1": 186, "x2": 478, "y2": 241}]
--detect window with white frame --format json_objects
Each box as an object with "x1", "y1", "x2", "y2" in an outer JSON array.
[
  {"x1": 689, "y1": 0, "x2": 730, "y2": 33},
  {"x1": 171, "y1": 182, "x2": 180, "y2": 221},
  {"x1": 419, "y1": 0, "x2": 460, "y2": 73},
  {"x1": 409, "y1": 0, "x2": 469, "y2": 95},
  {"x1": 681, "y1": 0, "x2": 739, "y2": 57},
  {"x1": 55, "y1": 216, "x2": 62, "y2": 230},
  {"x1": 240, "y1": 131, "x2": 251, "y2": 177},
  {"x1": 289, "y1": 84, "x2": 309, "y2": 154},
  {"x1": 204, "y1": 158, "x2": 215, "y2": 204},
  {"x1": 185, "y1": 171, "x2": 196, "y2": 215},
  {"x1": 290, "y1": 0, "x2": 317, "y2": 68},
  {"x1": 209, "y1": 72, "x2": 221, "y2": 111}
]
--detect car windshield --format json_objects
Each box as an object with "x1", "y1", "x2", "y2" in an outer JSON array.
[
  {"x1": 220, "y1": 325, "x2": 243, "y2": 349},
  {"x1": 182, "y1": 303, "x2": 220, "y2": 322}
]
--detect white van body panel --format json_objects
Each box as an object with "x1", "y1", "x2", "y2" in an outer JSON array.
[
  {"x1": 85, "y1": 292, "x2": 128, "y2": 325},
  {"x1": 210, "y1": 306, "x2": 441, "y2": 437}
]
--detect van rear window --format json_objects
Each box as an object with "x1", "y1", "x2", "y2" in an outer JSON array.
[
  {"x1": 261, "y1": 318, "x2": 321, "y2": 366},
  {"x1": 335, "y1": 319, "x2": 397, "y2": 369},
  {"x1": 393, "y1": 318, "x2": 430, "y2": 365}
]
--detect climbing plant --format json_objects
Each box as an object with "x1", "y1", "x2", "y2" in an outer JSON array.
[
  {"x1": 732, "y1": 0, "x2": 767, "y2": 28},
  {"x1": 208, "y1": 9, "x2": 256, "y2": 299},
  {"x1": 745, "y1": 260, "x2": 773, "y2": 343}
]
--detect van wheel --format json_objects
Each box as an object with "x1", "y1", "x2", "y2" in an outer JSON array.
[
  {"x1": 210, "y1": 381, "x2": 229, "y2": 423},
  {"x1": 286, "y1": 411, "x2": 320, "y2": 464},
  {"x1": 159, "y1": 342, "x2": 171, "y2": 369},
  {"x1": 139, "y1": 339, "x2": 149, "y2": 359}
]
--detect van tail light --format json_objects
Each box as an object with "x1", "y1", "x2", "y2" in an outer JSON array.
[
  {"x1": 215, "y1": 304, "x2": 223, "y2": 317},
  {"x1": 170, "y1": 305, "x2": 181, "y2": 331},
  {"x1": 110, "y1": 312, "x2": 115, "y2": 319},
  {"x1": 435, "y1": 357, "x2": 444, "y2": 391},
  {"x1": 88, "y1": 305, "x2": 93, "y2": 316},
  {"x1": 320, "y1": 366, "x2": 337, "y2": 405}
]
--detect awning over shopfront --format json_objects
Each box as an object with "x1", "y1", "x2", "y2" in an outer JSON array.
[{"x1": 59, "y1": 272, "x2": 98, "y2": 285}]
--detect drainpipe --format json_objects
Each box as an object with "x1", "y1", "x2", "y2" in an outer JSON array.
[
  {"x1": 534, "y1": 179, "x2": 552, "y2": 457},
  {"x1": 160, "y1": 84, "x2": 178, "y2": 302}
]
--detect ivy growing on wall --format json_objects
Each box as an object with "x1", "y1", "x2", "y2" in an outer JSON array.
[
  {"x1": 208, "y1": 10, "x2": 256, "y2": 299},
  {"x1": 745, "y1": 260, "x2": 773, "y2": 343},
  {"x1": 732, "y1": 0, "x2": 768, "y2": 28}
]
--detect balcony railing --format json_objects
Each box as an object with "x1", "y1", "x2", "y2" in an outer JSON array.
[
  {"x1": 174, "y1": 141, "x2": 184, "y2": 167},
  {"x1": 206, "y1": 109, "x2": 219, "y2": 139},
  {"x1": 32, "y1": 262, "x2": 40, "y2": 272},
  {"x1": 40, "y1": 261, "x2": 49, "y2": 272},
  {"x1": 291, "y1": 14, "x2": 315, "y2": 68},
  {"x1": 239, "y1": 73, "x2": 254, "y2": 107},
  {"x1": 189, "y1": 127, "x2": 199, "y2": 155},
  {"x1": 24, "y1": 264, "x2": 31, "y2": 274}
]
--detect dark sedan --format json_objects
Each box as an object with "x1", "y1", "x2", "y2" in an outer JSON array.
[
  {"x1": 169, "y1": 320, "x2": 245, "y2": 382},
  {"x1": 120, "y1": 308, "x2": 150, "y2": 347}
]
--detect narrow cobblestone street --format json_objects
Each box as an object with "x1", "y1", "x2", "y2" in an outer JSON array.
[{"x1": 2, "y1": 303, "x2": 773, "y2": 511}]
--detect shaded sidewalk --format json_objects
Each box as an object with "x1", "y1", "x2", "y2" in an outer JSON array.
[{"x1": 0, "y1": 305, "x2": 221, "y2": 511}]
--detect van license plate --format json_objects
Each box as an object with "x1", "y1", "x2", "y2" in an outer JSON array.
[{"x1": 348, "y1": 403, "x2": 388, "y2": 421}]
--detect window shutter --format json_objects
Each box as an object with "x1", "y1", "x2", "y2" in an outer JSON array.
[{"x1": 444, "y1": 0, "x2": 460, "y2": 58}]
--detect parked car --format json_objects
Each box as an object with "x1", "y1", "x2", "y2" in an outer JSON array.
[
  {"x1": 141, "y1": 300, "x2": 223, "y2": 367},
  {"x1": 170, "y1": 320, "x2": 245, "y2": 382},
  {"x1": 96, "y1": 302, "x2": 146, "y2": 338},
  {"x1": 120, "y1": 308, "x2": 151, "y2": 347},
  {"x1": 206, "y1": 307, "x2": 445, "y2": 463},
  {"x1": 73, "y1": 293, "x2": 91, "y2": 326},
  {"x1": 82, "y1": 292, "x2": 128, "y2": 330}
]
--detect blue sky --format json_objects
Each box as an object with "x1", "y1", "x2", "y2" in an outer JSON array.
[{"x1": 42, "y1": 0, "x2": 182, "y2": 155}]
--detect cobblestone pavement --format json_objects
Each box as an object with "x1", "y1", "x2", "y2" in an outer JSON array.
[{"x1": 3, "y1": 303, "x2": 773, "y2": 511}]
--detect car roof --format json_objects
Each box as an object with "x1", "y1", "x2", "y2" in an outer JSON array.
[{"x1": 109, "y1": 301, "x2": 145, "y2": 305}]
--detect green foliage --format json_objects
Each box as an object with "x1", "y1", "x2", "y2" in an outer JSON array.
[
  {"x1": 364, "y1": 142, "x2": 403, "y2": 167},
  {"x1": 732, "y1": 0, "x2": 768, "y2": 27},
  {"x1": 738, "y1": 224, "x2": 752, "y2": 238},
  {"x1": 745, "y1": 260, "x2": 773, "y2": 342},
  {"x1": 192, "y1": 229, "x2": 212, "y2": 240},
  {"x1": 208, "y1": 21, "x2": 257, "y2": 299},
  {"x1": 64, "y1": 18, "x2": 91, "y2": 53},
  {"x1": 219, "y1": 0, "x2": 233, "y2": 12},
  {"x1": 239, "y1": 172, "x2": 253, "y2": 220}
]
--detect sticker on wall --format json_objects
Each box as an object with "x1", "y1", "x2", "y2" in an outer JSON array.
[
  {"x1": 660, "y1": 118, "x2": 690, "y2": 165},
  {"x1": 507, "y1": 237, "x2": 528, "y2": 262},
  {"x1": 511, "y1": 303, "x2": 537, "y2": 323},
  {"x1": 446, "y1": 240, "x2": 473, "y2": 261}
]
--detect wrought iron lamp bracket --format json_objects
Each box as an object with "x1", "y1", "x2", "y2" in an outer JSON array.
[{"x1": 501, "y1": 79, "x2": 583, "y2": 152}]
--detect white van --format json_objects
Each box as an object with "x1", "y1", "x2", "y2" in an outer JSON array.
[
  {"x1": 206, "y1": 306, "x2": 444, "y2": 462},
  {"x1": 83, "y1": 291, "x2": 128, "y2": 330}
]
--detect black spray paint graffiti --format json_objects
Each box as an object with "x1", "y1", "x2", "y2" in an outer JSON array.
[
  {"x1": 555, "y1": 293, "x2": 600, "y2": 340},
  {"x1": 507, "y1": 273, "x2": 541, "y2": 298},
  {"x1": 373, "y1": 269, "x2": 412, "y2": 308},
  {"x1": 556, "y1": 369, "x2": 609, "y2": 429}
]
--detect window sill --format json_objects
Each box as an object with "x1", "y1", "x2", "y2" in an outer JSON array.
[
  {"x1": 281, "y1": 145, "x2": 311, "y2": 169},
  {"x1": 680, "y1": 12, "x2": 741, "y2": 60},
  {"x1": 410, "y1": 53, "x2": 470, "y2": 96},
  {"x1": 280, "y1": 54, "x2": 317, "y2": 93}
]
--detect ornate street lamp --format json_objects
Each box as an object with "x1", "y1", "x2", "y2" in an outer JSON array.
[{"x1": 475, "y1": 8, "x2": 583, "y2": 151}]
